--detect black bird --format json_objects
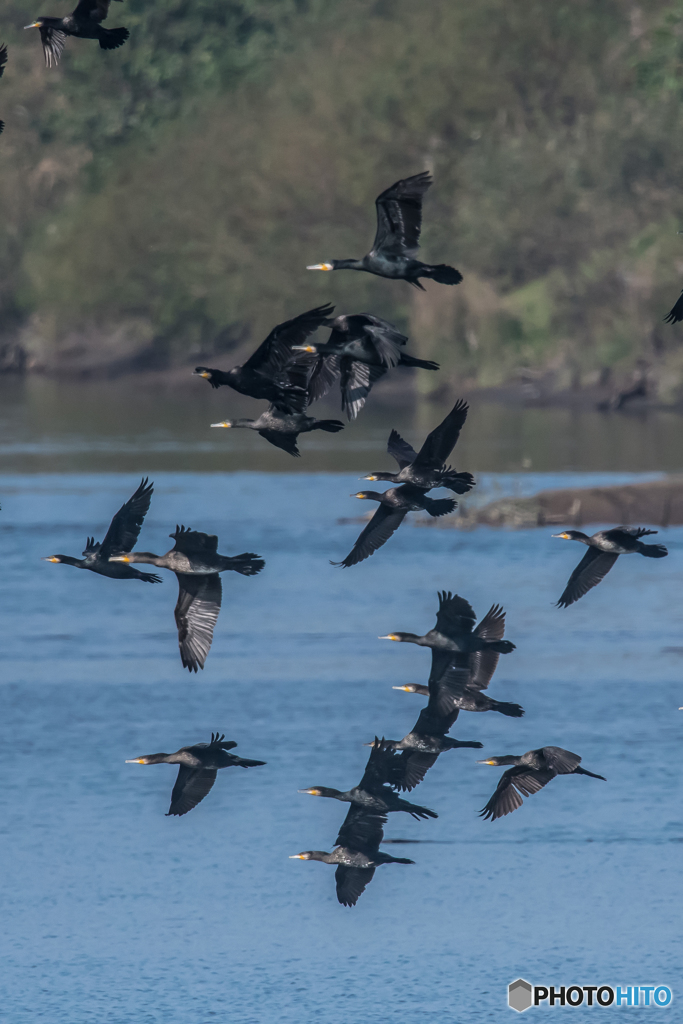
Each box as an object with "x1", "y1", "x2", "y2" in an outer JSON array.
[
  {"x1": 110, "y1": 526, "x2": 264, "y2": 672},
  {"x1": 43, "y1": 477, "x2": 160, "y2": 583},
  {"x1": 664, "y1": 289, "x2": 683, "y2": 325},
  {"x1": 210, "y1": 402, "x2": 344, "y2": 457},
  {"x1": 194, "y1": 304, "x2": 334, "y2": 409},
  {"x1": 307, "y1": 172, "x2": 462, "y2": 289},
  {"x1": 362, "y1": 399, "x2": 475, "y2": 493},
  {"x1": 290, "y1": 805, "x2": 414, "y2": 907},
  {"x1": 0, "y1": 44, "x2": 7, "y2": 135},
  {"x1": 478, "y1": 746, "x2": 606, "y2": 821},
  {"x1": 126, "y1": 732, "x2": 266, "y2": 817},
  {"x1": 334, "y1": 486, "x2": 456, "y2": 568},
  {"x1": 393, "y1": 602, "x2": 524, "y2": 718},
  {"x1": 293, "y1": 313, "x2": 438, "y2": 420},
  {"x1": 299, "y1": 738, "x2": 438, "y2": 820},
  {"x1": 25, "y1": 0, "x2": 129, "y2": 67},
  {"x1": 553, "y1": 527, "x2": 668, "y2": 608}
]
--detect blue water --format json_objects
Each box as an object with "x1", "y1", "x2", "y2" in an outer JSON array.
[{"x1": 1, "y1": 472, "x2": 682, "y2": 1023}]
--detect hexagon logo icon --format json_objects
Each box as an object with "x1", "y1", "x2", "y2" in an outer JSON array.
[{"x1": 509, "y1": 978, "x2": 533, "y2": 1012}]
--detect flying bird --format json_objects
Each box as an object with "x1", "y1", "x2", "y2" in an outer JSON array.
[
  {"x1": 553, "y1": 527, "x2": 668, "y2": 607},
  {"x1": 307, "y1": 172, "x2": 462, "y2": 289},
  {"x1": 0, "y1": 44, "x2": 7, "y2": 135},
  {"x1": 110, "y1": 526, "x2": 264, "y2": 671},
  {"x1": 126, "y1": 732, "x2": 266, "y2": 816},
  {"x1": 42, "y1": 477, "x2": 160, "y2": 583},
  {"x1": 25, "y1": 0, "x2": 129, "y2": 67},
  {"x1": 478, "y1": 746, "x2": 605, "y2": 821}
]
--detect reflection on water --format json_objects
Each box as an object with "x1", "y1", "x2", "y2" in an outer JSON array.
[{"x1": 2, "y1": 375, "x2": 683, "y2": 473}]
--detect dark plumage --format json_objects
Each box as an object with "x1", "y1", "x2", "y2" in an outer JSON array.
[
  {"x1": 194, "y1": 304, "x2": 334, "y2": 410},
  {"x1": 307, "y1": 172, "x2": 462, "y2": 289},
  {"x1": 299, "y1": 738, "x2": 438, "y2": 820},
  {"x1": 334, "y1": 486, "x2": 456, "y2": 568},
  {"x1": 664, "y1": 290, "x2": 683, "y2": 325},
  {"x1": 478, "y1": 746, "x2": 606, "y2": 821},
  {"x1": 362, "y1": 399, "x2": 475, "y2": 493},
  {"x1": 553, "y1": 527, "x2": 668, "y2": 608},
  {"x1": 110, "y1": 526, "x2": 264, "y2": 671},
  {"x1": 393, "y1": 602, "x2": 524, "y2": 718},
  {"x1": 292, "y1": 313, "x2": 438, "y2": 420},
  {"x1": 42, "y1": 477, "x2": 160, "y2": 583},
  {"x1": 0, "y1": 44, "x2": 7, "y2": 135},
  {"x1": 290, "y1": 805, "x2": 414, "y2": 907},
  {"x1": 25, "y1": 0, "x2": 129, "y2": 67},
  {"x1": 126, "y1": 732, "x2": 266, "y2": 817},
  {"x1": 210, "y1": 405, "x2": 344, "y2": 458}
]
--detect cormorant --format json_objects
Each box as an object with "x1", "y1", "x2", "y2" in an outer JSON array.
[
  {"x1": 43, "y1": 477, "x2": 160, "y2": 583},
  {"x1": 110, "y1": 526, "x2": 264, "y2": 671},
  {"x1": 210, "y1": 404, "x2": 344, "y2": 457},
  {"x1": 362, "y1": 399, "x2": 475, "y2": 493},
  {"x1": 664, "y1": 290, "x2": 683, "y2": 325},
  {"x1": 306, "y1": 172, "x2": 462, "y2": 289},
  {"x1": 126, "y1": 732, "x2": 266, "y2": 816},
  {"x1": 25, "y1": 0, "x2": 129, "y2": 67},
  {"x1": 290, "y1": 805, "x2": 414, "y2": 907},
  {"x1": 293, "y1": 312, "x2": 438, "y2": 420},
  {"x1": 478, "y1": 746, "x2": 606, "y2": 821},
  {"x1": 194, "y1": 304, "x2": 334, "y2": 408},
  {"x1": 0, "y1": 44, "x2": 7, "y2": 135},
  {"x1": 393, "y1": 602, "x2": 524, "y2": 718},
  {"x1": 553, "y1": 527, "x2": 668, "y2": 607},
  {"x1": 299, "y1": 738, "x2": 438, "y2": 820},
  {"x1": 333, "y1": 486, "x2": 456, "y2": 568}
]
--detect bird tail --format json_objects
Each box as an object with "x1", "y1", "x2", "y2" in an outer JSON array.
[
  {"x1": 316, "y1": 419, "x2": 345, "y2": 433},
  {"x1": 573, "y1": 766, "x2": 606, "y2": 781},
  {"x1": 422, "y1": 496, "x2": 457, "y2": 518},
  {"x1": 440, "y1": 469, "x2": 475, "y2": 494},
  {"x1": 638, "y1": 542, "x2": 668, "y2": 558},
  {"x1": 489, "y1": 639, "x2": 516, "y2": 654},
  {"x1": 99, "y1": 26, "x2": 129, "y2": 49},
  {"x1": 489, "y1": 699, "x2": 525, "y2": 718},
  {"x1": 420, "y1": 263, "x2": 463, "y2": 286},
  {"x1": 398, "y1": 352, "x2": 439, "y2": 371},
  {"x1": 227, "y1": 553, "x2": 265, "y2": 576}
]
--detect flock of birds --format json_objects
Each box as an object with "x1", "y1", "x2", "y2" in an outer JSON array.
[{"x1": 2, "y1": 2, "x2": 672, "y2": 907}]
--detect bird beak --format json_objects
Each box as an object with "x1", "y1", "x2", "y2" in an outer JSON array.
[
  {"x1": 298, "y1": 789, "x2": 321, "y2": 796},
  {"x1": 351, "y1": 492, "x2": 366, "y2": 498},
  {"x1": 552, "y1": 533, "x2": 571, "y2": 539},
  {"x1": 361, "y1": 475, "x2": 377, "y2": 481},
  {"x1": 194, "y1": 370, "x2": 211, "y2": 379},
  {"x1": 476, "y1": 759, "x2": 498, "y2": 765},
  {"x1": 211, "y1": 421, "x2": 232, "y2": 428},
  {"x1": 392, "y1": 685, "x2": 412, "y2": 691},
  {"x1": 289, "y1": 854, "x2": 306, "y2": 859},
  {"x1": 291, "y1": 345, "x2": 317, "y2": 353},
  {"x1": 109, "y1": 555, "x2": 130, "y2": 562},
  {"x1": 125, "y1": 758, "x2": 147, "y2": 764},
  {"x1": 42, "y1": 556, "x2": 60, "y2": 562},
  {"x1": 378, "y1": 634, "x2": 399, "y2": 641},
  {"x1": 24, "y1": 22, "x2": 40, "y2": 28},
  {"x1": 306, "y1": 263, "x2": 333, "y2": 271}
]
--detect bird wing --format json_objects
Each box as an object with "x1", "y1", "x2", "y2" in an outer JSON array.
[
  {"x1": 0, "y1": 44, "x2": 7, "y2": 79},
  {"x1": 428, "y1": 663, "x2": 470, "y2": 716},
  {"x1": 358, "y1": 738, "x2": 401, "y2": 791},
  {"x1": 360, "y1": 320, "x2": 405, "y2": 367},
  {"x1": 469, "y1": 604, "x2": 506, "y2": 691},
  {"x1": 335, "y1": 504, "x2": 407, "y2": 567},
  {"x1": 167, "y1": 765, "x2": 218, "y2": 816},
  {"x1": 371, "y1": 171, "x2": 432, "y2": 257},
  {"x1": 39, "y1": 26, "x2": 67, "y2": 69},
  {"x1": 340, "y1": 359, "x2": 387, "y2": 420},
  {"x1": 539, "y1": 746, "x2": 582, "y2": 775},
  {"x1": 73, "y1": 0, "x2": 111, "y2": 21},
  {"x1": 174, "y1": 573, "x2": 222, "y2": 672},
  {"x1": 664, "y1": 290, "x2": 683, "y2": 324},
  {"x1": 434, "y1": 591, "x2": 477, "y2": 637},
  {"x1": 241, "y1": 305, "x2": 334, "y2": 376},
  {"x1": 480, "y1": 766, "x2": 555, "y2": 820},
  {"x1": 335, "y1": 805, "x2": 386, "y2": 853},
  {"x1": 170, "y1": 525, "x2": 219, "y2": 556},
  {"x1": 414, "y1": 701, "x2": 460, "y2": 737},
  {"x1": 413, "y1": 399, "x2": 469, "y2": 469},
  {"x1": 557, "y1": 548, "x2": 618, "y2": 608},
  {"x1": 302, "y1": 353, "x2": 341, "y2": 404},
  {"x1": 335, "y1": 865, "x2": 376, "y2": 907},
  {"x1": 387, "y1": 429, "x2": 418, "y2": 469},
  {"x1": 98, "y1": 477, "x2": 154, "y2": 559},
  {"x1": 397, "y1": 751, "x2": 440, "y2": 791},
  {"x1": 258, "y1": 429, "x2": 300, "y2": 457}
]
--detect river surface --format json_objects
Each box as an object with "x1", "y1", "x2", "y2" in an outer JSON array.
[{"x1": 1, "y1": 382, "x2": 682, "y2": 1022}]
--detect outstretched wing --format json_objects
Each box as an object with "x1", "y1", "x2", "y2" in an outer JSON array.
[
  {"x1": 395, "y1": 751, "x2": 440, "y2": 792},
  {"x1": 434, "y1": 590, "x2": 476, "y2": 637},
  {"x1": 479, "y1": 766, "x2": 556, "y2": 821},
  {"x1": 358, "y1": 738, "x2": 401, "y2": 791},
  {"x1": 302, "y1": 353, "x2": 341, "y2": 404},
  {"x1": 414, "y1": 399, "x2": 469, "y2": 469},
  {"x1": 174, "y1": 573, "x2": 222, "y2": 672},
  {"x1": 167, "y1": 765, "x2": 218, "y2": 816},
  {"x1": 387, "y1": 429, "x2": 418, "y2": 469},
  {"x1": 469, "y1": 604, "x2": 506, "y2": 691},
  {"x1": 371, "y1": 171, "x2": 432, "y2": 257},
  {"x1": 333, "y1": 504, "x2": 407, "y2": 568},
  {"x1": 0, "y1": 44, "x2": 7, "y2": 79},
  {"x1": 340, "y1": 358, "x2": 387, "y2": 420},
  {"x1": 258, "y1": 429, "x2": 300, "y2": 457},
  {"x1": 557, "y1": 548, "x2": 618, "y2": 608},
  {"x1": 664, "y1": 290, "x2": 683, "y2": 324},
  {"x1": 539, "y1": 746, "x2": 582, "y2": 775},
  {"x1": 335, "y1": 865, "x2": 376, "y2": 907},
  {"x1": 170, "y1": 525, "x2": 219, "y2": 556},
  {"x1": 73, "y1": 0, "x2": 113, "y2": 21},
  {"x1": 242, "y1": 305, "x2": 333, "y2": 376},
  {"x1": 335, "y1": 805, "x2": 386, "y2": 854},
  {"x1": 39, "y1": 26, "x2": 67, "y2": 68},
  {"x1": 428, "y1": 663, "x2": 470, "y2": 716},
  {"x1": 359, "y1": 317, "x2": 406, "y2": 367},
  {"x1": 99, "y1": 477, "x2": 154, "y2": 558}
]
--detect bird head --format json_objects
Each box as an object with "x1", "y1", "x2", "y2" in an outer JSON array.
[
  {"x1": 24, "y1": 19, "x2": 43, "y2": 29},
  {"x1": 378, "y1": 633, "x2": 409, "y2": 642},
  {"x1": 476, "y1": 756, "x2": 518, "y2": 767},
  {"x1": 289, "y1": 852, "x2": 314, "y2": 860},
  {"x1": 291, "y1": 345, "x2": 318, "y2": 354},
  {"x1": 193, "y1": 367, "x2": 213, "y2": 380},
  {"x1": 108, "y1": 554, "x2": 130, "y2": 562},
  {"x1": 298, "y1": 787, "x2": 338, "y2": 799},
  {"x1": 306, "y1": 263, "x2": 334, "y2": 272},
  {"x1": 552, "y1": 531, "x2": 581, "y2": 540},
  {"x1": 42, "y1": 555, "x2": 62, "y2": 563},
  {"x1": 211, "y1": 421, "x2": 232, "y2": 428},
  {"x1": 392, "y1": 684, "x2": 421, "y2": 692}
]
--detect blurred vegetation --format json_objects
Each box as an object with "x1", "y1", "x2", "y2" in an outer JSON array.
[{"x1": 4, "y1": 0, "x2": 683, "y2": 396}]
